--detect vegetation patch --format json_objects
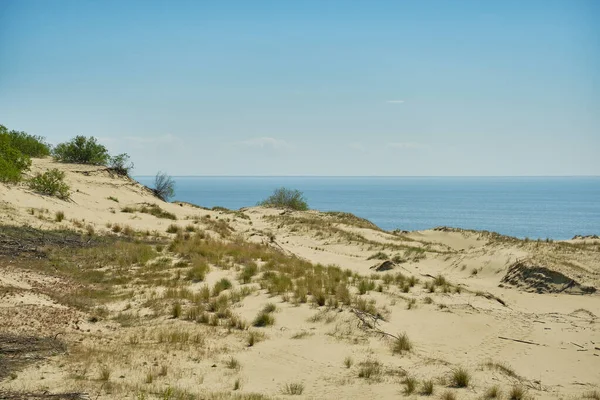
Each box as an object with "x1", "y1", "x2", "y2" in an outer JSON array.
[
  {"x1": 259, "y1": 187, "x2": 309, "y2": 211},
  {"x1": 27, "y1": 169, "x2": 70, "y2": 200}
]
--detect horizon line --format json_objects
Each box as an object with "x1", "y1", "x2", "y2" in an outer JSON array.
[{"x1": 132, "y1": 174, "x2": 600, "y2": 178}]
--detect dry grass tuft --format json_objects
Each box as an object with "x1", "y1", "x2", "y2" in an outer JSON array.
[
  {"x1": 392, "y1": 332, "x2": 412, "y2": 355},
  {"x1": 420, "y1": 379, "x2": 434, "y2": 396},
  {"x1": 450, "y1": 367, "x2": 470, "y2": 388},
  {"x1": 282, "y1": 382, "x2": 304, "y2": 395},
  {"x1": 357, "y1": 360, "x2": 382, "y2": 380},
  {"x1": 484, "y1": 385, "x2": 501, "y2": 399}
]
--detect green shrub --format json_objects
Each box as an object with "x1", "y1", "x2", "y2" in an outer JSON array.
[
  {"x1": 108, "y1": 153, "x2": 134, "y2": 176},
  {"x1": 53, "y1": 135, "x2": 109, "y2": 165},
  {"x1": 0, "y1": 130, "x2": 31, "y2": 183},
  {"x1": 2, "y1": 126, "x2": 51, "y2": 157},
  {"x1": 258, "y1": 187, "x2": 308, "y2": 211},
  {"x1": 27, "y1": 169, "x2": 70, "y2": 199}
]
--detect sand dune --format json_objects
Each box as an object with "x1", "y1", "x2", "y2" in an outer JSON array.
[{"x1": 1, "y1": 158, "x2": 598, "y2": 399}]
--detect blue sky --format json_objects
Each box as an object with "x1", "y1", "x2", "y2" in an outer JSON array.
[{"x1": 1, "y1": 0, "x2": 598, "y2": 176}]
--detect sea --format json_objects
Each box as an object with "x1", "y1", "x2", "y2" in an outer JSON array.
[{"x1": 133, "y1": 176, "x2": 600, "y2": 240}]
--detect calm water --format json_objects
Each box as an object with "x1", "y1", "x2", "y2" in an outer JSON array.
[{"x1": 134, "y1": 176, "x2": 600, "y2": 240}]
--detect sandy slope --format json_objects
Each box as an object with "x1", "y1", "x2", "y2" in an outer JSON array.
[{"x1": 0, "y1": 158, "x2": 598, "y2": 400}]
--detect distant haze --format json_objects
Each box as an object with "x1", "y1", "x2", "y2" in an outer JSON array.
[{"x1": 1, "y1": 0, "x2": 598, "y2": 176}]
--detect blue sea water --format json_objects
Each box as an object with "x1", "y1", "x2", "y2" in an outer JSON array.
[{"x1": 134, "y1": 176, "x2": 600, "y2": 240}]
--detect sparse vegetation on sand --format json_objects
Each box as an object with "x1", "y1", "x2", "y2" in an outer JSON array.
[
  {"x1": 259, "y1": 187, "x2": 309, "y2": 211},
  {"x1": 27, "y1": 169, "x2": 70, "y2": 200},
  {"x1": 2, "y1": 157, "x2": 599, "y2": 400},
  {"x1": 122, "y1": 203, "x2": 177, "y2": 220}
]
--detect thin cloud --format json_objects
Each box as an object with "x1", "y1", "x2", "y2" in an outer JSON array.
[
  {"x1": 348, "y1": 142, "x2": 366, "y2": 152},
  {"x1": 387, "y1": 142, "x2": 428, "y2": 150},
  {"x1": 386, "y1": 100, "x2": 405, "y2": 104},
  {"x1": 233, "y1": 137, "x2": 292, "y2": 150}
]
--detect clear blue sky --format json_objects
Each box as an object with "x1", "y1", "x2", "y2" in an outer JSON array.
[{"x1": 1, "y1": 0, "x2": 598, "y2": 176}]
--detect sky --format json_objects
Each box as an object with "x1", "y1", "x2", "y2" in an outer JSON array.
[{"x1": 0, "y1": 0, "x2": 599, "y2": 176}]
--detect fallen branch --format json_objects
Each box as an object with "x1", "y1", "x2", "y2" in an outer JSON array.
[
  {"x1": 498, "y1": 336, "x2": 541, "y2": 346},
  {"x1": 350, "y1": 308, "x2": 399, "y2": 340}
]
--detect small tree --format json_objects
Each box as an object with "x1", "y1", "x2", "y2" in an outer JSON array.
[
  {"x1": 53, "y1": 135, "x2": 109, "y2": 165},
  {"x1": 153, "y1": 171, "x2": 175, "y2": 201},
  {"x1": 259, "y1": 187, "x2": 309, "y2": 211},
  {"x1": 28, "y1": 169, "x2": 70, "y2": 200},
  {"x1": 108, "y1": 153, "x2": 134, "y2": 176}
]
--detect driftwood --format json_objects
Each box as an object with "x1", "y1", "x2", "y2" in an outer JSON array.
[
  {"x1": 350, "y1": 308, "x2": 400, "y2": 341},
  {"x1": 498, "y1": 336, "x2": 541, "y2": 346}
]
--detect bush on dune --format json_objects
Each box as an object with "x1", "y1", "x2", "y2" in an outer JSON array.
[
  {"x1": 153, "y1": 171, "x2": 176, "y2": 201},
  {"x1": 27, "y1": 169, "x2": 70, "y2": 200},
  {"x1": 259, "y1": 187, "x2": 309, "y2": 211},
  {"x1": 1, "y1": 125, "x2": 51, "y2": 157},
  {"x1": 53, "y1": 135, "x2": 110, "y2": 165},
  {"x1": 0, "y1": 127, "x2": 32, "y2": 183},
  {"x1": 108, "y1": 153, "x2": 134, "y2": 176}
]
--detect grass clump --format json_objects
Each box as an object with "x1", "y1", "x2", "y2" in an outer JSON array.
[
  {"x1": 27, "y1": 169, "x2": 70, "y2": 199},
  {"x1": 185, "y1": 259, "x2": 209, "y2": 282},
  {"x1": 282, "y1": 382, "x2": 304, "y2": 395},
  {"x1": 403, "y1": 376, "x2": 418, "y2": 395},
  {"x1": 262, "y1": 303, "x2": 277, "y2": 313},
  {"x1": 247, "y1": 330, "x2": 265, "y2": 347},
  {"x1": 357, "y1": 360, "x2": 382, "y2": 380},
  {"x1": 213, "y1": 278, "x2": 233, "y2": 296},
  {"x1": 166, "y1": 224, "x2": 181, "y2": 234},
  {"x1": 253, "y1": 311, "x2": 275, "y2": 327},
  {"x1": 55, "y1": 211, "x2": 65, "y2": 222},
  {"x1": 583, "y1": 391, "x2": 600, "y2": 400},
  {"x1": 239, "y1": 262, "x2": 258, "y2": 284},
  {"x1": 450, "y1": 367, "x2": 470, "y2": 388},
  {"x1": 440, "y1": 391, "x2": 456, "y2": 400},
  {"x1": 420, "y1": 380, "x2": 434, "y2": 396},
  {"x1": 171, "y1": 302, "x2": 182, "y2": 318},
  {"x1": 226, "y1": 357, "x2": 241, "y2": 370},
  {"x1": 392, "y1": 332, "x2": 412, "y2": 355},
  {"x1": 508, "y1": 386, "x2": 527, "y2": 400},
  {"x1": 484, "y1": 386, "x2": 501, "y2": 399},
  {"x1": 344, "y1": 356, "x2": 353, "y2": 368},
  {"x1": 259, "y1": 187, "x2": 308, "y2": 211}
]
